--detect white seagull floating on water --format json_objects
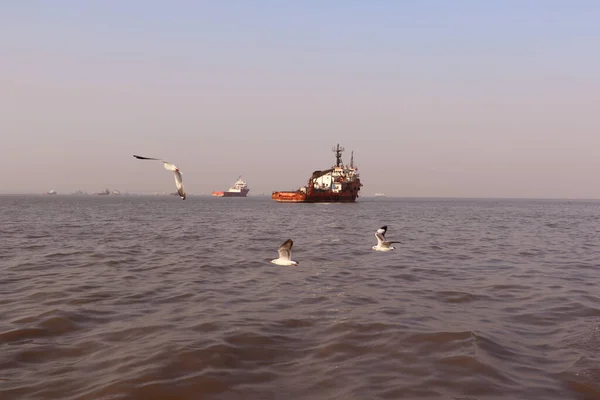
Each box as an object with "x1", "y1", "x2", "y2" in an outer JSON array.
[
  {"x1": 270, "y1": 239, "x2": 298, "y2": 266},
  {"x1": 372, "y1": 225, "x2": 401, "y2": 251},
  {"x1": 133, "y1": 155, "x2": 186, "y2": 200}
]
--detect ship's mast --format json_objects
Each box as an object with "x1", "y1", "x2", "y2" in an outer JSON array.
[
  {"x1": 350, "y1": 151, "x2": 354, "y2": 168},
  {"x1": 332, "y1": 143, "x2": 344, "y2": 167}
]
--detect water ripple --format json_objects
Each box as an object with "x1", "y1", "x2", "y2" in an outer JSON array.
[{"x1": 0, "y1": 196, "x2": 599, "y2": 399}]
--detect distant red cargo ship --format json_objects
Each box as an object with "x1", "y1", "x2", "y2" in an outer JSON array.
[
  {"x1": 212, "y1": 176, "x2": 250, "y2": 197},
  {"x1": 271, "y1": 144, "x2": 362, "y2": 203}
]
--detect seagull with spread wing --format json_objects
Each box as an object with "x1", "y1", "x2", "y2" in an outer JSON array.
[
  {"x1": 133, "y1": 155, "x2": 186, "y2": 200},
  {"x1": 270, "y1": 239, "x2": 298, "y2": 266},
  {"x1": 372, "y1": 225, "x2": 400, "y2": 251}
]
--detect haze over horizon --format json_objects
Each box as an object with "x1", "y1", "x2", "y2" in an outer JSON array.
[{"x1": 1, "y1": 1, "x2": 599, "y2": 198}]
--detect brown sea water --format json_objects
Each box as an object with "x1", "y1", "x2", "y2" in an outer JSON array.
[{"x1": 1, "y1": 195, "x2": 599, "y2": 400}]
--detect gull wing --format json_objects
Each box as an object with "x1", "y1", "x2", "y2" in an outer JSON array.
[
  {"x1": 173, "y1": 170, "x2": 186, "y2": 199},
  {"x1": 133, "y1": 155, "x2": 162, "y2": 161},
  {"x1": 278, "y1": 239, "x2": 293, "y2": 260},
  {"x1": 375, "y1": 232, "x2": 385, "y2": 246}
]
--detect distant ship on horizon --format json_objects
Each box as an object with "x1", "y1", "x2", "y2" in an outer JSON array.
[
  {"x1": 212, "y1": 176, "x2": 250, "y2": 197},
  {"x1": 91, "y1": 189, "x2": 122, "y2": 195}
]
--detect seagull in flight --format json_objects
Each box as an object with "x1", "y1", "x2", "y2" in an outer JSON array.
[
  {"x1": 372, "y1": 225, "x2": 400, "y2": 251},
  {"x1": 270, "y1": 239, "x2": 298, "y2": 266},
  {"x1": 133, "y1": 155, "x2": 186, "y2": 200}
]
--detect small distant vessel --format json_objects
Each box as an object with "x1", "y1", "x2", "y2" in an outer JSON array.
[
  {"x1": 212, "y1": 176, "x2": 250, "y2": 197},
  {"x1": 374, "y1": 193, "x2": 386, "y2": 197},
  {"x1": 271, "y1": 143, "x2": 362, "y2": 203},
  {"x1": 95, "y1": 189, "x2": 110, "y2": 195},
  {"x1": 112, "y1": 190, "x2": 121, "y2": 195},
  {"x1": 45, "y1": 189, "x2": 57, "y2": 195},
  {"x1": 72, "y1": 190, "x2": 87, "y2": 195}
]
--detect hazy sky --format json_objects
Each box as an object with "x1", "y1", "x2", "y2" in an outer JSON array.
[{"x1": 1, "y1": 1, "x2": 599, "y2": 197}]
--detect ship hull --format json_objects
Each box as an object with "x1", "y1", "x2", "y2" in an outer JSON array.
[
  {"x1": 212, "y1": 189, "x2": 249, "y2": 197},
  {"x1": 272, "y1": 189, "x2": 359, "y2": 203},
  {"x1": 271, "y1": 191, "x2": 307, "y2": 203},
  {"x1": 305, "y1": 192, "x2": 358, "y2": 203}
]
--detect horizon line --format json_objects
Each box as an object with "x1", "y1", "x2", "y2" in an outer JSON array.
[{"x1": 1, "y1": 193, "x2": 599, "y2": 201}]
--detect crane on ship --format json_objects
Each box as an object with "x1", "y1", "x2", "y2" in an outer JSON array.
[{"x1": 332, "y1": 143, "x2": 345, "y2": 167}]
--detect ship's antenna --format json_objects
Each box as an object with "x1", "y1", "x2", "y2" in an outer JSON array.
[
  {"x1": 332, "y1": 143, "x2": 344, "y2": 167},
  {"x1": 350, "y1": 151, "x2": 354, "y2": 168}
]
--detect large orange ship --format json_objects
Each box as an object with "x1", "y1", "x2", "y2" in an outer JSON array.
[{"x1": 272, "y1": 144, "x2": 362, "y2": 203}]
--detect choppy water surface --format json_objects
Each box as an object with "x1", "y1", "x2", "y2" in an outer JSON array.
[{"x1": 1, "y1": 195, "x2": 599, "y2": 400}]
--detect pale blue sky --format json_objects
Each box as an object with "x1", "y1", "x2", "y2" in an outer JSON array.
[{"x1": 1, "y1": 1, "x2": 599, "y2": 197}]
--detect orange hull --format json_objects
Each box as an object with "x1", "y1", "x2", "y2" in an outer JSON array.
[
  {"x1": 271, "y1": 191, "x2": 307, "y2": 203},
  {"x1": 212, "y1": 191, "x2": 225, "y2": 197},
  {"x1": 271, "y1": 188, "x2": 360, "y2": 203}
]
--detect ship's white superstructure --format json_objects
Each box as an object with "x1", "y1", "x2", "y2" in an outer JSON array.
[
  {"x1": 212, "y1": 176, "x2": 250, "y2": 197},
  {"x1": 227, "y1": 176, "x2": 249, "y2": 193}
]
